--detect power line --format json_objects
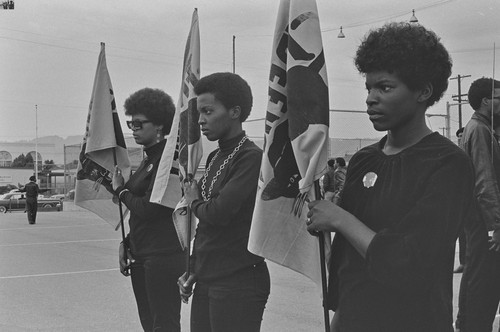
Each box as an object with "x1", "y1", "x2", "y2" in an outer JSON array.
[{"x1": 322, "y1": 0, "x2": 456, "y2": 32}]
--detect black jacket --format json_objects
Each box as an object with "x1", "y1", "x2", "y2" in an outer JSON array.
[{"x1": 120, "y1": 140, "x2": 183, "y2": 258}]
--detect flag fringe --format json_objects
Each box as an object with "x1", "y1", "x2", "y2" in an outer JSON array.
[{"x1": 291, "y1": 191, "x2": 308, "y2": 217}]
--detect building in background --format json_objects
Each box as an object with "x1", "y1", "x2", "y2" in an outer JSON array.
[{"x1": 0, "y1": 134, "x2": 381, "y2": 195}]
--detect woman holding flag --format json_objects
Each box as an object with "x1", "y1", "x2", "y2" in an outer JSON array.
[
  {"x1": 306, "y1": 23, "x2": 475, "y2": 331},
  {"x1": 112, "y1": 88, "x2": 184, "y2": 332},
  {"x1": 178, "y1": 72, "x2": 270, "y2": 332}
]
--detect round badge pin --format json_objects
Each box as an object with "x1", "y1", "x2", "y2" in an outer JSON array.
[{"x1": 363, "y1": 172, "x2": 378, "y2": 188}]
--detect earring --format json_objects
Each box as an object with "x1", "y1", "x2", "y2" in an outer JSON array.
[{"x1": 156, "y1": 131, "x2": 161, "y2": 143}]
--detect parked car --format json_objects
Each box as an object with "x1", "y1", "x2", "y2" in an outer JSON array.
[
  {"x1": 50, "y1": 194, "x2": 66, "y2": 200},
  {"x1": 66, "y1": 189, "x2": 75, "y2": 200},
  {"x1": 0, "y1": 192, "x2": 62, "y2": 213}
]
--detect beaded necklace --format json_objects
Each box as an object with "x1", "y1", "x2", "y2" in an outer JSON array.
[{"x1": 200, "y1": 135, "x2": 248, "y2": 201}]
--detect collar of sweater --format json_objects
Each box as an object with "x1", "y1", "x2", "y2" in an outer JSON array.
[
  {"x1": 218, "y1": 131, "x2": 246, "y2": 153},
  {"x1": 143, "y1": 139, "x2": 166, "y2": 159}
]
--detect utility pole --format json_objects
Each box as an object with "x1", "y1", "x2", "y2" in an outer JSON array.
[
  {"x1": 63, "y1": 145, "x2": 67, "y2": 194},
  {"x1": 450, "y1": 74, "x2": 471, "y2": 128},
  {"x1": 232, "y1": 35, "x2": 235, "y2": 73},
  {"x1": 426, "y1": 112, "x2": 450, "y2": 139}
]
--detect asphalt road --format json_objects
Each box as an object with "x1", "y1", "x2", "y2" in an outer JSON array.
[{"x1": 0, "y1": 202, "x2": 497, "y2": 331}]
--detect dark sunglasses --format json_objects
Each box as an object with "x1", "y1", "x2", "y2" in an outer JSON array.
[{"x1": 126, "y1": 120, "x2": 151, "y2": 130}]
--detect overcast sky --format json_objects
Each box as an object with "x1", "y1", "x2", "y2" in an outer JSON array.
[{"x1": 1, "y1": 0, "x2": 499, "y2": 142}]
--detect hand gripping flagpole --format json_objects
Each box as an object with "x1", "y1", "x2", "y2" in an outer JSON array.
[{"x1": 314, "y1": 180, "x2": 330, "y2": 332}]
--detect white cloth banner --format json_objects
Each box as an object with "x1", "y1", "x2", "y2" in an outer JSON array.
[
  {"x1": 248, "y1": 0, "x2": 330, "y2": 289},
  {"x1": 75, "y1": 43, "x2": 131, "y2": 228}
]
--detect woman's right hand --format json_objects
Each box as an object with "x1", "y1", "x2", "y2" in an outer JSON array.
[
  {"x1": 119, "y1": 242, "x2": 132, "y2": 277},
  {"x1": 177, "y1": 272, "x2": 197, "y2": 303},
  {"x1": 182, "y1": 180, "x2": 201, "y2": 205},
  {"x1": 307, "y1": 200, "x2": 348, "y2": 232}
]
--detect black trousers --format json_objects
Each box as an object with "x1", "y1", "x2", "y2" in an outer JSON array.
[
  {"x1": 26, "y1": 198, "x2": 37, "y2": 224},
  {"x1": 130, "y1": 252, "x2": 185, "y2": 332},
  {"x1": 191, "y1": 262, "x2": 270, "y2": 332},
  {"x1": 456, "y1": 217, "x2": 500, "y2": 332}
]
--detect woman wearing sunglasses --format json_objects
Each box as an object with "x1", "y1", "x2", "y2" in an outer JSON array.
[{"x1": 112, "y1": 88, "x2": 184, "y2": 332}]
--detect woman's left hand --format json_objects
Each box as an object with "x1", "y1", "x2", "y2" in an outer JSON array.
[
  {"x1": 112, "y1": 166, "x2": 124, "y2": 191},
  {"x1": 306, "y1": 200, "x2": 350, "y2": 233}
]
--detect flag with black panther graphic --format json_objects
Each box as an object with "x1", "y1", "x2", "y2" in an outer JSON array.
[
  {"x1": 248, "y1": 0, "x2": 330, "y2": 288},
  {"x1": 75, "y1": 42, "x2": 131, "y2": 228}
]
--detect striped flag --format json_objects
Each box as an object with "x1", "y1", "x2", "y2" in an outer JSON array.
[
  {"x1": 248, "y1": 0, "x2": 330, "y2": 288},
  {"x1": 75, "y1": 42, "x2": 131, "y2": 228},
  {"x1": 150, "y1": 9, "x2": 201, "y2": 249}
]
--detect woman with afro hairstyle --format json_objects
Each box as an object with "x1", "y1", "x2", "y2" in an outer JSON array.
[
  {"x1": 179, "y1": 72, "x2": 270, "y2": 332},
  {"x1": 306, "y1": 22, "x2": 476, "y2": 331},
  {"x1": 112, "y1": 88, "x2": 185, "y2": 332}
]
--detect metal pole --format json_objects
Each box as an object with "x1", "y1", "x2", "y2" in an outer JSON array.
[
  {"x1": 63, "y1": 145, "x2": 67, "y2": 194},
  {"x1": 186, "y1": 203, "x2": 192, "y2": 276},
  {"x1": 232, "y1": 35, "x2": 235, "y2": 73},
  {"x1": 492, "y1": 43, "x2": 496, "y2": 166},
  {"x1": 35, "y1": 104, "x2": 38, "y2": 182},
  {"x1": 446, "y1": 102, "x2": 451, "y2": 139},
  {"x1": 112, "y1": 149, "x2": 126, "y2": 243},
  {"x1": 314, "y1": 181, "x2": 330, "y2": 332},
  {"x1": 451, "y1": 74, "x2": 471, "y2": 129},
  {"x1": 457, "y1": 75, "x2": 462, "y2": 129}
]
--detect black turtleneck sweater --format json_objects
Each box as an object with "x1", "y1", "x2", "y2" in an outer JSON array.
[
  {"x1": 120, "y1": 140, "x2": 182, "y2": 258},
  {"x1": 191, "y1": 132, "x2": 264, "y2": 281}
]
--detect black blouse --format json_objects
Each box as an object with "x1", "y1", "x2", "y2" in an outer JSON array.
[{"x1": 329, "y1": 133, "x2": 475, "y2": 332}]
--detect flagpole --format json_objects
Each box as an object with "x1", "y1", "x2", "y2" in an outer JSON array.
[
  {"x1": 186, "y1": 180, "x2": 193, "y2": 277},
  {"x1": 492, "y1": 43, "x2": 496, "y2": 163},
  {"x1": 314, "y1": 180, "x2": 330, "y2": 332},
  {"x1": 113, "y1": 148, "x2": 126, "y2": 242},
  {"x1": 184, "y1": 7, "x2": 200, "y2": 280}
]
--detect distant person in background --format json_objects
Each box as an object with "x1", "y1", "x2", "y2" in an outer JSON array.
[
  {"x1": 333, "y1": 157, "x2": 347, "y2": 204},
  {"x1": 19, "y1": 175, "x2": 39, "y2": 224},
  {"x1": 454, "y1": 127, "x2": 466, "y2": 274},
  {"x1": 455, "y1": 77, "x2": 500, "y2": 332},
  {"x1": 322, "y1": 159, "x2": 336, "y2": 200},
  {"x1": 323, "y1": 157, "x2": 346, "y2": 204}
]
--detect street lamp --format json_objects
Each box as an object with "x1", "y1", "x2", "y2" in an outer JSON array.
[
  {"x1": 337, "y1": 26, "x2": 345, "y2": 38},
  {"x1": 409, "y1": 9, "x2": 418, "y2": 23}
]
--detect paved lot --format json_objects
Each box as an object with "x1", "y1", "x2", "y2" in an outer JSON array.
[{"x1": 0, "y1": 202, "x2": 498, "y2": 331}]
